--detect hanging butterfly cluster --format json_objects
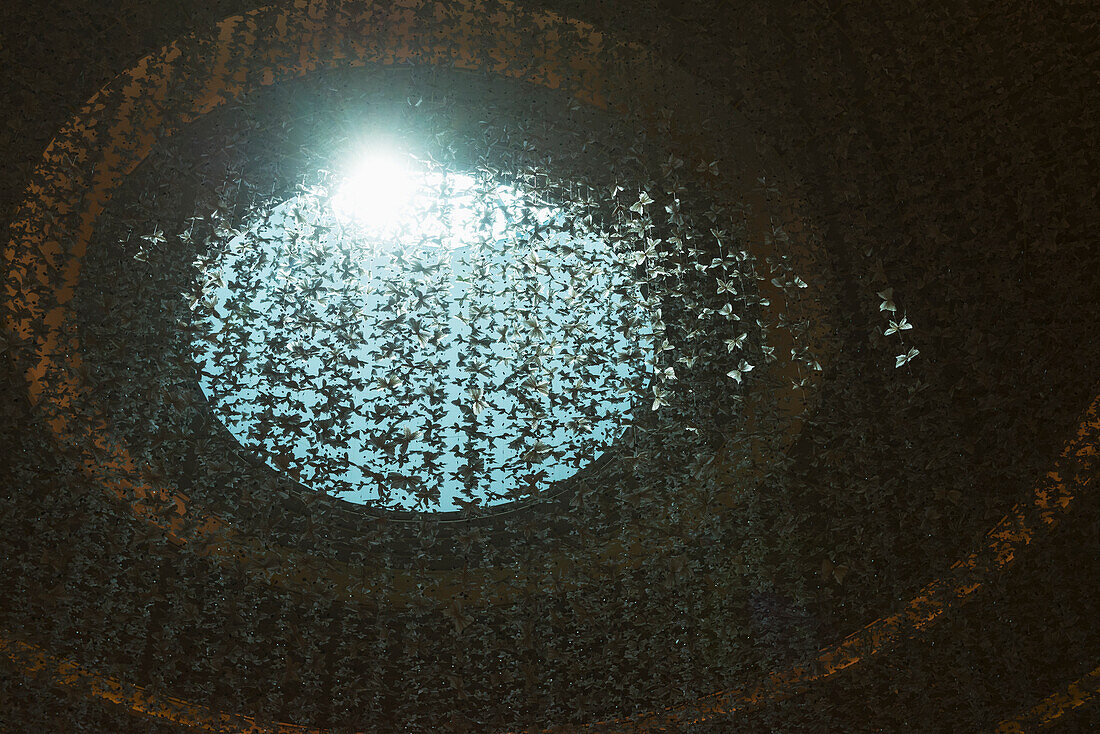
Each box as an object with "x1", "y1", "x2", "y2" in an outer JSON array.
[
  {"x1": 190, "y1": 162, "x2": 659, "y2": 510},
  {"x1": 177, "y1": 128, "x2": 820, "y2": 512},
  {"x1": 61, "y1": 59, "x2": 807, "y2": 516}
]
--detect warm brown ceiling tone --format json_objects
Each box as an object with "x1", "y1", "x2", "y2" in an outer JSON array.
[{"x1": 2, "y1": 1, "x2": 1098, "y2": 733}]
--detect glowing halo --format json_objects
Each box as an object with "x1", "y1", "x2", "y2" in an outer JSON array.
[{"x1": 329, "y1": 146, "x2": 419, "y2": 232}]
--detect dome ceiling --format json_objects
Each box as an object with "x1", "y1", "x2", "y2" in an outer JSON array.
[{"x1": 1, "y1": 1, "x2": 1098, "y2": 732}]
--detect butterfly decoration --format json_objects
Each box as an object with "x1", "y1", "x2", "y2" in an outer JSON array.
[
  {"x1": 716, "y1": 278, "x2": 738, "y2": 295},
  {"x1": 726, "y1": 359, "x2": 755, "y2": 383},
  {"x1": 696, "y1": 159, "x2": 720, "y2": 176},
  {"x1": 629, "y1": 191, "x2": 654, "y2": 214},
  {"x1": 651, "y1": 384, "x2": 672, "y2": 411},
  {"x1": 724, "y1": 332, "x2": 748, "y2": 352},
  {"x1": 877, "y1": 287, "x2": 896, "y2": 312},
  {"x1": 885, "y1": 315, "x2": 912, "y2": 335},
  {"x1": 895, "y1": 347, "x2": 920, "y2": 368}
]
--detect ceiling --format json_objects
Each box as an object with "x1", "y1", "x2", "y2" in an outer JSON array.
[{"x1": 1, "y1": 1, "x2": 1098, "y2": 732}]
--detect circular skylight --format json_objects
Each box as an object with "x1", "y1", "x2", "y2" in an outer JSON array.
[{"x1": 191, "y1": 152, "x2": 655, "y2": 511}]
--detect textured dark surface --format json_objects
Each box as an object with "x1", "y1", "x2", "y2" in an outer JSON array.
[{"x1": 2, "y1": 1, "x2": 1098, "y2": 732}]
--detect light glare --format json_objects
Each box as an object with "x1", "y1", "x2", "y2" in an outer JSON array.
[{"x1": 331, "y1": 149, "x2": 416, "y2": 232}]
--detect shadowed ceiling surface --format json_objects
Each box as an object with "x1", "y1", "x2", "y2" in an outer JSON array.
[{"x1": 1, "y1": 1, "x2": 1098, "y2": 732}]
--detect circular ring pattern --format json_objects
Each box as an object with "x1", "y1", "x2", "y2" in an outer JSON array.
[{"x1": 6, "y1": 0, "x2": 1091, "y2": 731}]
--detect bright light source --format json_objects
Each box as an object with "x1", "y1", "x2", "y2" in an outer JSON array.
[
  {"x1": 194, "y1": 163, "x2": 654, "y2": 512},
  {"x1": 331, "y1": 148, "x2": 417, "y2": 233}
]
